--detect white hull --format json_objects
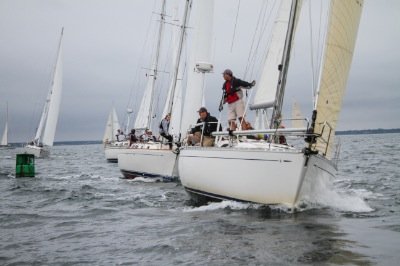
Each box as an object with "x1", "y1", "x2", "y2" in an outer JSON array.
[
  {"x1": 118, "y1": 145, "x2": 178, "y2": 180},
  {"x1": 104, "y1": 141, "x2": 130, "y2": 162},
  {"x1": 24, "y1": 145, "x2": 49, "y2": 158},
  {"x1": 178, "y1": 144, "x2": 336, "y2": 208}
]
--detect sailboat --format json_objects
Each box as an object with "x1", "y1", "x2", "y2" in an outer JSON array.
[
  {"x1": 103, "y1": 107, "x2": 128, "y2": 162},
  {"x1": 0, "y1": 102, "x2": 12, "y2": 149},
  {"x1": 118, "y1": 0, "x2": 214, "y2": 180},
  {"x1": 102, "y1": 1, "x2": 169, "y2": 165},
  {"x1": 178, "y1": 0, "x2": 363, "y2": 208},
  {"x1": 25, "y1": 28, "x2": 64, "y2": 158}
]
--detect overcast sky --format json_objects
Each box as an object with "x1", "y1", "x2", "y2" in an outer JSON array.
[{"x1": 0, "y1": 0, "x2": 399, "y2": 142}]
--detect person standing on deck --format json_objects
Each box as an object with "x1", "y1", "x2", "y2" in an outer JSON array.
[{"x1": 220, "y1": 69, "x2": 255, "y2": 131}]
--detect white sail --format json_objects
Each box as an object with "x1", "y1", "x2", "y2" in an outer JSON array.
[
  {"x1": 1, "y1": 102, "x2": 8, "y2": 146},
  {"x1": 134, "y1": 1, "x2": 166, "y2": 130},
  {"x1": 0, "y1": 120, "x2": 7, "y2": 146},
  {"x1": 103, "y1": 107, "x2": 120, "y2": 143},
  {"x1": 134, "y1": 68, "x2": 156, "y2": 130},
  {"x1": 251, "y1": 0, "x2": 298, "y2": 110},
  {"x1": 161, "y1": 4, "x2": 184, "y2": 136},
  {"x1": 180, "y1": 0, "x2": 214, "y2": 134},
  {"x1": 34, "y1": 28, "x2": 64, "y2": 147},
  {"x1": 314, "y1": 0, "x2": 363, "y2": 158},
  {"x1": 291, "y1": 101, "x2": 305, "y2": 128}
]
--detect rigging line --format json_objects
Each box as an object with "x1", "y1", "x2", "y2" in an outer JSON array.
[
  {"x1": 240, "y1": 86, "x2": 255, "y2": 128},
  {"x1": 308, "y1": 0, "x2": 316, "y2": 105},
  {"x1": 125, "y1": 2, "x2": 158, "y2": 116},
  {"x1": 316, "y1": 1, "x2": 327, "y2": 93},
  {"x1": 230, "y1": 0, "x2": 241, "y2": 52},
  {"x1": 248, "y1": 0, "x2": 277, "y2": 79},
  {"x1": 243, "y1": 0, "x2": 267, "y2": 78}
]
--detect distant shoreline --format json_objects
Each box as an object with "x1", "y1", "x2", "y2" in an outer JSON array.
[
  {"x1": 7, "y1": 128, "x2": 400, "y2": 146},
  {"x1": 335, "y1": 128, "x2": 400, "y2": 135}
]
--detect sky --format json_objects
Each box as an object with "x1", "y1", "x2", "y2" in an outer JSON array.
[{"x1": 0, "y1": 0, "x2": 399, "y2": 142}]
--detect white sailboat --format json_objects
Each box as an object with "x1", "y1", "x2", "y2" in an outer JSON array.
[
  {"x1": 178, "y1": 0, "x2": 363, "y2": 208},
  {"x1": 25, "y1": 28, "x2": 64, "y2": 158},
  {"x1": 118, "y1": 0, "x2": 214, "y2": 180},
  {"x1": 103, "y1": 107, "x2": 129, "y2": 162},
  {"x1": 103, "y1": 0, "x2": 168, "y2": 165},
  {"x1": 0, "y1": 102, "x2": 12, "y2": 149}
]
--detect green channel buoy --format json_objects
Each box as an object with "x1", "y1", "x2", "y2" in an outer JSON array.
[{"x1": 16, "y1": 153, "x2": 35, "y2": 177}]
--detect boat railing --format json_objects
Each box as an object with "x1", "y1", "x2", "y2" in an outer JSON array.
[
  {"x1": 315, "y1": 121, "x2": 334, "y2": 156},
  {"x1": 185, "y1": 119, "x2": 321, "y2": 147}
]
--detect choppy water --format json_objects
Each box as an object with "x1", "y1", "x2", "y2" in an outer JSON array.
[{"x1": 1, "y1": 134, "x2": 399, "y2": 265}]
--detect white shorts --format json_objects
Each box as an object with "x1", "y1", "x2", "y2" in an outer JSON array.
[{"x1": 227, "y1": 99, "x2": 245, "y2": 121}]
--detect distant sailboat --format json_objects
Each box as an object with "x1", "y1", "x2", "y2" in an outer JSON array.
[
  {"x1": 103, "y1": 0, "x2": 168, "y2": 164},
  {"x1": 25, "y1": 28, "x2": 64, "y2": 157},
  {"x1": 0, "y1": 102, "x2": 12, "y2": 149},
  {"x1": 118, "y1": 0, "x2": 213, "y2": 180},
  {"x1": 103, "y1": 107, "x2": 130, "y2": 162}
]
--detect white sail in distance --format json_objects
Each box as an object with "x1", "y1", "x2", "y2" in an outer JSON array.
[
  {"x1": 291, "y1": 100, "x2": 305, "y2": 128},
  {"x1": 314, "y1": 0, "x2": 363, "y2": 158},
  {"x1": 0, "y1": 104, "x2": 8, "y2": 146},
  {"x1": 180, "y1": 0, "x2": 214, "y2": 134},
  {"x1": 35, "y1": 28, "x2": 64, "y2": 147},
  {"x1": 103, "y1": 107, "x2": 120, "y2": 142}
]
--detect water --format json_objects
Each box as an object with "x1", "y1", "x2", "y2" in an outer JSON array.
[{"x1": 1, "y1": 134, "x2": 399, "y2": 265}]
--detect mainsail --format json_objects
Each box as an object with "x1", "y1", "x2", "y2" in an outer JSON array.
[
  {"x1": 314, "y1": 0, "x2": 363, "y2": 158},
  {"x1": 250, "y1": 0, "x2": 302, "y2": 112},
  {"x1": 180, "y1": 0, "x2": 214, "y2": 134},
  {"x1": 34, "y1": 28, "x2": 64, "y2": 147}
]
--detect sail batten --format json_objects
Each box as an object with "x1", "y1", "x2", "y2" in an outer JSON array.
[{"x1": 314, "y1": 0, "x2": 363, "y2": 158}]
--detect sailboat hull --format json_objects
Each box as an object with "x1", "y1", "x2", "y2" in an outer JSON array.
[
  {"x1": 24, "y1": 145, "x2": 49, "y2": 158},
  {"x1": 179, "y1": 146, "x2": 335, "y2": 208},
  {"x1": 104, "y1": 141, "x2": 130, "y2": 162},
  {"x1": 118, "y1": 146, "x2": 178, "y2": 181}
]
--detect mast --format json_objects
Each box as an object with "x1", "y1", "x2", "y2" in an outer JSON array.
[
  {"x1": 147, "y1": 0, "x2": 166, "y2": 130},
  {"x1": 165, "y1": 0, "x2": 191, "y2": 115},
  {"x1": 270, "y1": 0, "x2": 299, "y2": 128},
  {"x1": 133, "y1": 1, "x2": 166, "y2": 130}
]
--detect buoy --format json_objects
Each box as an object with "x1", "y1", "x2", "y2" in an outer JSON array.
[{"x1": 16, "y1": 153, "x2": 35, "y2": 177}]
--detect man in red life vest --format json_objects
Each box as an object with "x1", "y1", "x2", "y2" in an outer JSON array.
[{"x1": 220, "y1": 69, "x2": 255, "y2": 131}]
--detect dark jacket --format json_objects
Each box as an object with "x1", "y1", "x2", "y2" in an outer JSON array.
[
  {"x1": 191, "y1": 113, "x2": 221, "y2": 137},
  {"x1": 222, "y1": 77, "x2": 253, "y2": 99}
]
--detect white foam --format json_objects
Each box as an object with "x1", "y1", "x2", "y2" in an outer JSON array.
[
  {"x1": 300, "y1": 173, "x2": 374, "y2": 213},
  {"x1": 183, "y1": 200, "x2": 262, "y2": 212},
  {"x1": 129, "y1": 177, "x2": 161, "y2": 183}
]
